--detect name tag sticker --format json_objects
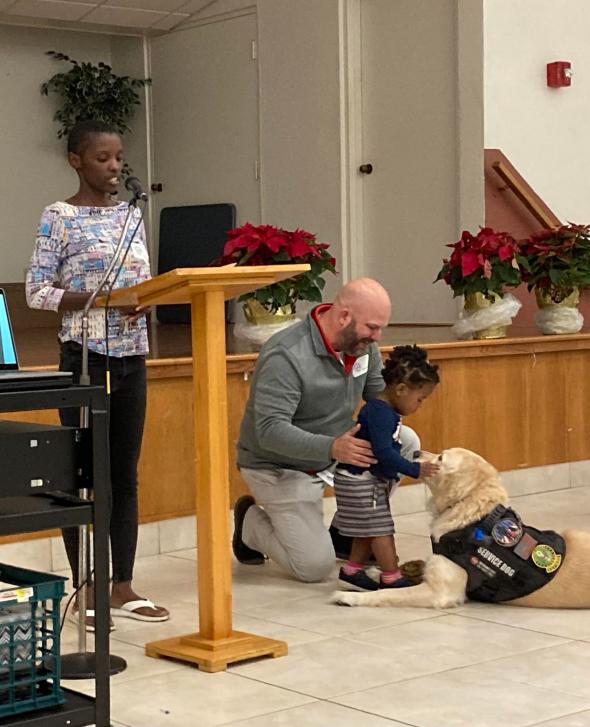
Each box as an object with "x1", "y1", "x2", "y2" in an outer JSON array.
[
  {"x1": 316, "y1": 469, "x2": 334, "y2": 487},
  {"x1": 352, "y1": 355, "x2": 369, "y2": 377}
]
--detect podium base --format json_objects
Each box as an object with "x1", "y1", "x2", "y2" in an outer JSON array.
[
  {"x1": 60, "y1": 652, "x2": 128, "y2": 679},
  {"x1": 145, "y1": 630, "x2": 287, "y2": 673}
]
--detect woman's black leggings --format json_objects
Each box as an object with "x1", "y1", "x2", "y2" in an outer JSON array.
[{"x1": 59, "y1": 341, "x2": 147, "y2": 587}]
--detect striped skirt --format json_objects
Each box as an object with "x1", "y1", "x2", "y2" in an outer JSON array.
[{"x1": 333, "y1": 468, "x2": 397, "y2": 538}]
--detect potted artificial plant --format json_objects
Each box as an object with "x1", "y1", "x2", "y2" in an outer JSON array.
[
  {"x1": 41, "y1": 51, "x2": 150, "y2": 174},
  {"x1": 435, "y1": 227, "x2": 523, "y2": 339},
  {"x1": 521, "y1": 223, "x2": 590, "y2": 334},
  {"x1": 217, "y1": 223, "x2": 336, "y2": 344}
]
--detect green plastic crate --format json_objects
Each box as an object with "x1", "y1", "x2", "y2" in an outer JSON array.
[{"x1": 0, "y1": 563, "x2": 66, "y2": 718}]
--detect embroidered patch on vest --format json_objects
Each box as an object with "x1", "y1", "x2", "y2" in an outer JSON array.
[{"x1": 531, "y1": 544, "x2": 562, "y2": 573}]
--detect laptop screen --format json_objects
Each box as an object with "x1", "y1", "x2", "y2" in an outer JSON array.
[{"x1": 0, "y1": 289, "x2": 19, "y2": 370}]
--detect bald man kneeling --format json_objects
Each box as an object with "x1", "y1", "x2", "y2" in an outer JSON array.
[{"x1": 233, "y1": 278, "x2": 420, "y2": 582}]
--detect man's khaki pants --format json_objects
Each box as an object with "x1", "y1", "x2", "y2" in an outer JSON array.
[{"x1": 240, "y1": 425, "x2": 420, "y2": 583}]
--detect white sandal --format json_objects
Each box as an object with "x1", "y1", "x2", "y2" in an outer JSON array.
[{"x1": 110, "y1": 599, "x2": 169, "y2": 622}]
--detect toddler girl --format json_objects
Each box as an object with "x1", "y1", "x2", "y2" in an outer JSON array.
[{"x1": 334, "y1": 344, "x2": 439, "y2": 591}]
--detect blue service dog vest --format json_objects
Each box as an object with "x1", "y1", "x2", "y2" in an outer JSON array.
[{"x1": 431, "y1": 505, "x2": 565, "y2": 602}]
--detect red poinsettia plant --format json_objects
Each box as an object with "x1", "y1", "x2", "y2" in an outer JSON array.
[
  {"x1": 520, "y1": 223, "x2": 590, "y2": 303},
  {"x1": 218, "y1": 223, "x2": 336, "y2": 311},
  {"x1": 435, "y1": 227, "x2": 523, "y2": 299}
]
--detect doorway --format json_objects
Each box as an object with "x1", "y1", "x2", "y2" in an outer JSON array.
[
  {"x1": 150, "y1": 12, "x2": 261, "y2": 257},
  {"x1": 351, "y1": 0, "x2": 477, "y2": 323}
]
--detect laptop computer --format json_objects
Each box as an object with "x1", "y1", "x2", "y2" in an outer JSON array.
[{"x1": 0, "y1": 288, "x2": 72, "y2": 391}]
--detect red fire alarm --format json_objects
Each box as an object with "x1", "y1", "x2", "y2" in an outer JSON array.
[{"x1": 547, "y1": 61, "x2": 572, "y2": 87}]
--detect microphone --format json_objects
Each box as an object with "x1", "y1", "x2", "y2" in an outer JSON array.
[{"x1": 125, "y1": 176, "x2": 148, "y2": 202}]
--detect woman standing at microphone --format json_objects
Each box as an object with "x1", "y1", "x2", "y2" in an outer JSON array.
[{"x1": 26, "y1": 119, "x2": 169, "y2": 629}]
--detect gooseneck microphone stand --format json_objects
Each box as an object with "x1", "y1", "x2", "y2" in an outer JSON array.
[{"x1": 61, "y1": 192, "x2": 144, "y2": 680}]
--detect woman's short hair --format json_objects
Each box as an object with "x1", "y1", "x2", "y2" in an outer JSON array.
[{"x1": 67, "y1": 119, "x2": 118, "y2": 155}]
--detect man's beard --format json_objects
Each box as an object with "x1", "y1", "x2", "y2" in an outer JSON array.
[{"x1": 337, "y1": 320, "x2": 373, "y2": 357}]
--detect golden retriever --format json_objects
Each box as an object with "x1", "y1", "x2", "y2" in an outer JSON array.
[{"x1": 331, "y1": 447, "x2": 590, "y2": 609}]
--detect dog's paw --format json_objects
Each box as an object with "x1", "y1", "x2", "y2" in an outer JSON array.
[
  {"x1": 365, "y1": 565, "x2": 381, "y2": 581},
  {"x1": 329, "y1": 590, "x2": 364, "y2": 607}
]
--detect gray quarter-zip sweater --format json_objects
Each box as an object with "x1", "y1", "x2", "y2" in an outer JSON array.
[{"x1": 237, "y1": 312, "x2": 384, "y2": 472}]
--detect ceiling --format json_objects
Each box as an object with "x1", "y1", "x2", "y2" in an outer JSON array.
[{"x1": 0, "y1": 0, "x2": 222, "y2": 33}]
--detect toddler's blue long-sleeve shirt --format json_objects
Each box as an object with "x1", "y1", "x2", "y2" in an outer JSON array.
[{"x1": 346, "y1": 398, "x2": 420, "y2": 480}]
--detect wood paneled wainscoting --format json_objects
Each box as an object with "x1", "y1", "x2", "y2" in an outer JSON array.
[
  {"x1": 2, "y1": 331, "x2": 590, "y2": 543},
  {"x1": 136, "y1": 356, "x2": 257, "y2": 523}
]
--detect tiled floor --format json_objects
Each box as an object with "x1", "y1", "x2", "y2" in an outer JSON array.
[{"x1": 57, "y1": 486, "x2": 590, "y2": 727}]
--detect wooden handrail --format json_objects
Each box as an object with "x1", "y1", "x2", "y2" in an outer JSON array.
[{"x1": 492, "y1": 161, "x2": 558, "y2": 229}]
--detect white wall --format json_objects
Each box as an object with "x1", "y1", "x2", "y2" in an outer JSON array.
[
  {"x1": 0, "y1": 26, "x2": 147, "y2": 282},
  {"x1": 0, "y1": 27, "x2": 110, "y2": 281},
  {"x1": 484, "y1": 0, "x2": 590, "y2": 223}
]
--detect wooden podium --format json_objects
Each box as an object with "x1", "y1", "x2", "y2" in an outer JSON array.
[{"x1": 103, "y1": 265, "x2": 309, "y2": 671}]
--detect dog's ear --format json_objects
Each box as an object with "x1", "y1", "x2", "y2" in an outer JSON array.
[
  {"x1": 443, "y1": 448, "x2": 489, "y2": 474},
  {"x1": 416, "y1": 450, "x2": 438, "y2": 463},
  {"x1": 432, "y1": 447, "x2": 507, "y2": 514}
]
